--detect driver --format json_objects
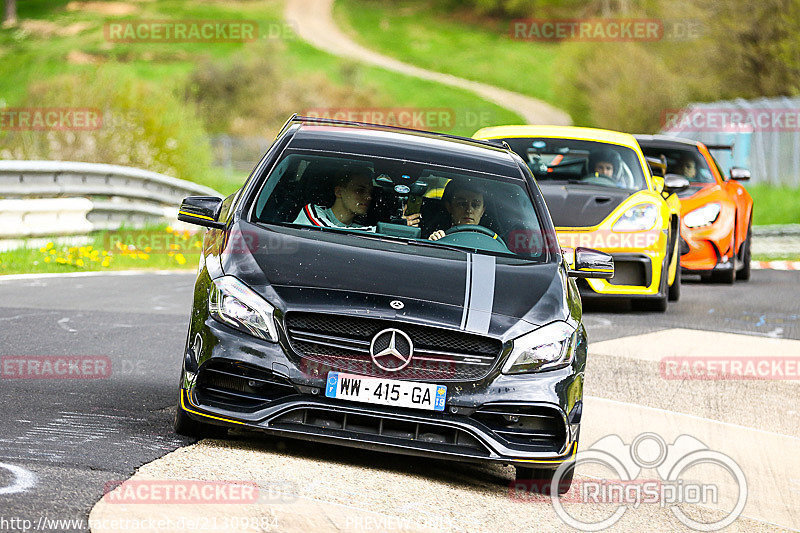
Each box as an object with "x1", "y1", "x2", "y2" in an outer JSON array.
[
  {"x1": 678, "y1": 156, "x2": 697, "y2": 180},
  {"x1": 588, "y1": 148, "x2": 626, "y2": 187},
  {"x1": 428, "y1": 179, "x2": 487, "y2": 241}
]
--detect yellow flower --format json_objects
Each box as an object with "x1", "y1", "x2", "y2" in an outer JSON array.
[
  {"x1": 102, "y1": 250, "x2": 109, "y2": 256},
  {"x1": 101, "y1": 258, "x2": 111, "y2": 267},
  {"x1": 56, "y1": 257, "x2": 66, "y2": 264},
  {"x1": 170, "y1": 244, "x2": 181, "y2": 250},
  {"x1": 39, "y1": 247, "x2": 47, "y2": 253},
  {"x1": 166, "y1": 226, "x2": 174, "y2": 234},
  {"x1": 49, "y1": 249, "x2": 56, "y2": 255},
  {"x1": 46, "y1": 242, "x2": 54, "y2": 250},
  {"x1": 76, "y1": 259, "x2": 84, "y2": 267},
  {"x1": 44, "y1": 257, "x2": 51, "y2": 263},
  {"x1": 174, "y1": 253, "x2": 186, "y2": 265},
  {"x1": 137, "y1": 252, "x2": 150, "y2": 260}
]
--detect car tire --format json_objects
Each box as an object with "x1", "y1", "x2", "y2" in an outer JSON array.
[
  {"x1": 514, "y1": 463, "x2": 574, "y2": 495},
  {"x1": 710, "y1": 266, "x2": 735, "y2": 284},
  {"x1": 174, "y1": 397, "x2": 228, "y2": 439},
  {"x1": 736, "y1": 221, "x2": 752, "y2": 281},
  {"x1": 668, "y1": 262, "x2": 681, "y2": 301}
]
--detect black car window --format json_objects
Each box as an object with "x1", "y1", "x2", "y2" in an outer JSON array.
[
  {"x1": 250, "y1": 151, "x2": 548, "y2": 260},
  {"x1": 639, "y1": 145, "x2": 716, "y2": 184}
]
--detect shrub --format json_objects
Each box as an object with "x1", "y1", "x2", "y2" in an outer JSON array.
[{"x1": 0, "y1": 66, "x2": 214, "y2": 185}]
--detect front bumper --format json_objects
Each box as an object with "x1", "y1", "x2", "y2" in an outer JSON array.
[
  {"x1": 679, "y1": 209, "x2": 736, "y2": 273},
  {"x1": 180, "y1": 318, "x2": 583, "y2": 468}
]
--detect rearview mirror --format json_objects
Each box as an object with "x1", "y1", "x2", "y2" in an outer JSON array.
[
  {"x1": 663, "y1": 173, "x2": 690, "y2": 193},
  {"x1": 178, "y1": 196, "x2": 225, "y2": 229},
  {"x1": 730, "y1": 167, "x2": 750, "y2": 181},
  {"x1": 568, "y1": 247, "x2": 614, "y2": 279}
]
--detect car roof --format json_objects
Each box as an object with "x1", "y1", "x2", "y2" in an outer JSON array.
[
  {"x1": 474, "y1": 125, "x2": 641, "y2": 150},
  {"x1": 284, "y1": 123, "x2": 525, "y2": 177},
  {"x1": 634, "y1": 134, "x2": 702, "y2": 148}
]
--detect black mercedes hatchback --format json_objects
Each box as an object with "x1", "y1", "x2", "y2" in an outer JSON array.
[{"x1": 174, "y1": 115, "x2": 612, "y2": 490}]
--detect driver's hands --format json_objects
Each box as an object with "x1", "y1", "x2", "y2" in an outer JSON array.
[
  {"x1": 429, "y1": 230, "x2": 445, "y2": 241},
  {"x1": 402, "y1": 206, "x2": 421, "y2": 227}
]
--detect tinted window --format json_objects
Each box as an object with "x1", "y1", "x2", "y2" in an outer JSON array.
[
  {"x1": 639, "y1": 145, "x2": 715, "y2": 184},
  {"x1": 251, "y1": 151, "x2": 549, "y2": 260},
  {"x1": 502, "y1": 138, "x2": 648, "y2": 190}
]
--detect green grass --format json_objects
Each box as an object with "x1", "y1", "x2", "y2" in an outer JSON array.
[
  {"x1": 334, "y1": 0, "x2": 561, "y2": 109},
  {"x1": 0, "y1": 225, "x2": 201, "y2": 276},
  {"x1": 752, "y1": 253, "x2": 800, "y2": 261},
  {"x1": 745, "y1": 185, "x2": 800, "y2": 226}
]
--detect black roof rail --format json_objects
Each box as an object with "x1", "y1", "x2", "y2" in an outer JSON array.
[
  {"x1": 277, "y1": 114, "x2": 510, "y2": 151},
  {"x1": 704, "y1": 143, "x2": 734, "y2": 151}
]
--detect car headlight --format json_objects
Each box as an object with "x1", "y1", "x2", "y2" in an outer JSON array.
[
  {"x1": 612, "y1": 203, "x2": 659, "y2": 231},
  {"x1": 502, "y1": 321, "x2": 576, "y2": 374},
  {"x1": 208, "y1": 276, "x2": 279, "y2": 342},
  {"x1": 683, "y1": 203, "x2": 721, "y2": 228}
]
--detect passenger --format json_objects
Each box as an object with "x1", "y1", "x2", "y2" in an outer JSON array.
[
  {"x1": 294, "y1": 166, "x2": 375, "y2": 229},
  {"x1": 428, "y1": 180, "x2": 487, "y2": 241}
]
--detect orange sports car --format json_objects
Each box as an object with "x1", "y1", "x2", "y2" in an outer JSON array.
[{"x1": 636, "y1": 135, "x2": 754, "y2": 283}]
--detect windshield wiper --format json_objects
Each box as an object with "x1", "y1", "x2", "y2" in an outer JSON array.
[{"x1": 350, "y1": 232, "x2": 470, "y2": 255}]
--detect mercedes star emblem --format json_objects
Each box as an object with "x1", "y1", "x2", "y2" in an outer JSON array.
[{"x1": 369, "y1": 328, "x2": 414, "y2": 372}]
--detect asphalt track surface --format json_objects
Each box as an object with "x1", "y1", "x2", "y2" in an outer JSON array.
[{"x1": 0, "y1": 269, "x2": 798, "y2": 532}]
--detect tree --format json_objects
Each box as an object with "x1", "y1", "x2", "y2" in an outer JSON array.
[{"x1": 3, "y1": 0, "x2": 17, "y2": 27}]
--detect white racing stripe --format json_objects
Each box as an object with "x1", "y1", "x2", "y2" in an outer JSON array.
[{"x1": 460, "y1": 253, "x2": 496, "y2": 334}]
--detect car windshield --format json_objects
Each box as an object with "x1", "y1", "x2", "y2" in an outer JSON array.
[
  {"x1": 251, "y1": 151, "x2": 548, "y2": 260},
  {"x1": 500, "y1": 137, "x2": 648, "y2": 191},
  {"x1": 639, "y1": 145, "x2": 716, "y2": 184}
]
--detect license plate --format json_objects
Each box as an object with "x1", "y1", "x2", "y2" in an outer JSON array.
[{"x1": 325, "y1": 372, "x2": 447, "y2": 412}]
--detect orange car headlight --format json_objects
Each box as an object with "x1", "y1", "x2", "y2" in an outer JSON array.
[{"x1": 684, "y1": 203, "x2": 721, "y2": 228}]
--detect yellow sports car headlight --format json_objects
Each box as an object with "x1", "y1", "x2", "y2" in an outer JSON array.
[{"x1": 612, "y1": 203, "x2": 659, "y2": 231}]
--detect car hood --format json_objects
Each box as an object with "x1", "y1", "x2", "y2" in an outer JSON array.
[
  {"x1": 538, "y1": 183, "x2": 632, "y2": 227},
  {"x1": 219, "y1": 222, "x2": 569, "y2": 340}
]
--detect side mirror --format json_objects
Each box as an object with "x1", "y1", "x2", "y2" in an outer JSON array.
[
  {"x1": 568, "y1": 247, "x2": 614, "y2": 279},
  {"x1": 645, "y1": 156, "x2": 666, "y2": 178},
  {"x1": 730, "y1": 167, "x2": 750, "y2": 181},
  {"x1": 178, "y1": 196, "x2": 225, "y2": 229},
  {"x1": 663, "y1": 173, "x2": 690, "y2": 193}
]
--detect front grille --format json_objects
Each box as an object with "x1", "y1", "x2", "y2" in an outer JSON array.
[
  {"x1": 471, "y1": 403, "x2": 567, "y2": 452},
  {"x1": 196, "y1": 360, "x2": 298, "y2": 410},
  {"x1": 284, "y1": 312, "x2": 503, "y2": 381},
  {"x1": 270, "y1": 406, "x2": 489, "y2": 456}
]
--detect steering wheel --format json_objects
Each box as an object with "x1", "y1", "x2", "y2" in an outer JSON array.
[{"x1": 445, "y1": 224, "x2": 507, "y2": 246}]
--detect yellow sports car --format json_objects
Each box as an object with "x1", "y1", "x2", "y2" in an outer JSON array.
[{"x1": 474, "y1": 125, "x2": 686, "y2": 312}]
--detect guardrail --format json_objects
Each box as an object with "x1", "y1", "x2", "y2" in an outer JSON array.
[
  {"x1": 752, "y1": 224, "x2": 800, "y2": 237},
  {"x1": 0, "y1": 160, "x2": 222, "y2": 238}
]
